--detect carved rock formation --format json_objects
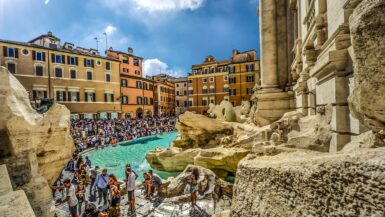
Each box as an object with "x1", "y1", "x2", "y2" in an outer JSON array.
[
  {"x1": 208, "y1": 100, "x2": 251, "y2": 123},
  {"x1": 349, "y1": 0, "x2": 385, "y2": 139},
  {"x1": 0, "y1": 67, "x2": 75, "y2": 217},
  {"x1": 231, "y1": 146, "x2": 385, "y2": 216},
  {"x1": 173, "y1": 111, "x2": 233, "y2": 149}
]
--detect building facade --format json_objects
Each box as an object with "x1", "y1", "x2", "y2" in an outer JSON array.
[
  {"x1": 254, "y1": 0, "x2": 367, "y2": 152},
  {"x1": 152, "y1": 75, "x2": 175, "y2": 116},
  {"x1": 175, "y1": 77, "x2": 189, "y2": 115},
  {"x1": 106, "y1": 48, "x2": 154, "y2": 118},
  {"x1": 187, "y1": 50, "x2": 260, "y2": 114},
  {"x1": 0, "y1": 32, "x2": 121, "y2": 119}
]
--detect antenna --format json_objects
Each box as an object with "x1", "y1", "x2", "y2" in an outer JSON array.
[
  {"x1": 103, "y1": 32, "x2": 108, "y2": 52},
  {"x1": 94, "y1": 37, "x2": 99, "y2": 51}
]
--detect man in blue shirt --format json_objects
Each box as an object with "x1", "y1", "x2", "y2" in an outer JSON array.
[{"x1": 93, "y1": 168, "x2": 109, "y2": 205}]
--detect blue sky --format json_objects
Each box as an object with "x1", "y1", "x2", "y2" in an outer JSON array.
[{"x1": 0, "y1": 0, "x2": 260, "y2": 77}]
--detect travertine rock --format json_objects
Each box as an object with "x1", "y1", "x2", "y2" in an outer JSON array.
[
  {"x1": 174, "y1": 111, "x2": 233, "y2": 148},
  {"x1": 349, "y1": 0, "x2": 385, "y2": 137},
  {"x1": 0, "y1": 67, "x2": 74, "y2": 217},
  {"x1": 231, "y1": 147, "x2": 385, "y2": 217},
  {"x1": 208, "y1": 100, "x2": 251, "y2": 123}
]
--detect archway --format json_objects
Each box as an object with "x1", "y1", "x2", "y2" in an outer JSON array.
[{"x1": 136, "y1": 108, "x2": 144, "y2": 119}]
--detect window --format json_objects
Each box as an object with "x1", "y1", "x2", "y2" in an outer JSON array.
[
  {"x1": 84, "y1": 59, "x2": 93, "y2": 67},
  {"x1": 135, "y1": 70, "x2": 141, "y2": 75},
  {"x1": 106, "y1": 73, "x2": 111, "y2": 82},
  {"x1": 35, "y1": 66, "x2": 43, "y2": 76},
  {"x1": 55, "y1": 68, "x2": 63, "y2": 77},
  {"x1": 69, "y1": 56, "x2": 77, "y2": 65},
  {"x1": 202, "y1": 99, "x2": 208, "y2": 106},
  {"x1": 22, "y1": 49, "x2": 29, "y2": 55},
  {"x1": 123, "y1": 68, "x2": 129, "y2": 73},
  {"x1": 246, "y1": 64, "x2": 254, "y2": 72},
  {"x1": 87, "y1": 71, "x2": 93, "y2": 80},
  {"x1": 184, "y1": 90, "x2": 187, "y2": 95},
  {"x1": 104, "y1": 93, "x2": 114, "y2": 102},
  {"x1": 85, "y1": 92, "x2": 96, "y2": 102},
  {"x1": 137, "y1": 96, "x2": 143, "y2": 105},
  {"x1": 136, "y1": 81, "x2": 142, "y2": 89},
  {"x1": 188, "y1": 79, "x2": 192, "y2": 84},
  {"x1": 122, "y1": 57, "x2": 129, "y2": 64},
  {"x1": 223, "y1": 87, "x2": 229, "y2": 92},
  {"x1": 224, "y1": 76, "x2": 228, "y2": 81},
  {"x1": 7, "y1": 63, "x2": 16, "y2": 74},
  {"x1": 68, "y1": 91, "x2": 80, "y2": 102},
  {"x1": 209, "y1": 77, "x2": 214, "y2": 83},
  {"x1": 229, "y1": 89, "x2": 236, "y2": 96},
  {"x1": 188, "y1": 90, "x2": 193, "y2": 94},
  {"x1": 55, "y1": 54, "x2": 63, "y2": 64},
  {"x1": 202, "y1": 88, "x2": 208, "y2": 94},
  {"x1": 188, "y1": 100, "x2": 193, "y2": 106},
  {"x1": 210, "y1": 87, "x2": 215, "y2": 93},
  {"x1": 247, "y1": 76, "x2": 254, "y2": 82},
  {"x1": 202, "y1": 78, "x2": 207, "y2": 83},
  {"x1": 105, "y1": 62, "x2": 111, "y2": 70},
  {"x1": 229, "y1": 77, "x2": 236, "y2": 84},
  {"x1": 121, "y1": 79, "x2": 127, "y2": 87},
  {"x1": 176, "y1": 91, "x2": 180, "y2": 95},
  {"x1": 149, "y1": 84, "x2": 154, "y2": 90},
  {"x1": 134, "y1": 58, "x2": 139, "y2": 66},
  {"x1": 6, "y1": 47, "x2": 16, "y2": 57},
  {"x1": 143, "y1": 83, "x2": 148, "y2": 90},
  {"x1": 150, "y1": 98, "x2": 153, "y2": 105},
  {"x1": 122, "y1": 96, "x2": 128, "y2": 104},
  {"x1": 70, "y1": 69, "x2": 76, "y2": 79},
  {"x1": 229, "y1": 66, "x2": 235, "y2": 73},
  {"x1": 210, "y1": 98, "x2": 215, "y2": 104},
  {"x1": 176, "y1": 84, "x2": 179, "y2": 87},
  {"x1": 176, "y1": 100, "x2": 180, "y2": 107},
  {"x1": 184, "y1": 83, "x2": 187, "y2": 87},
  {"x1": 210, "y1": 68, "x2": 215, "y2": 73},
  {"x1": 144, "y1": 97, "x2": 148, "y2": 105},
  {"x1": 35, "y1": 52, "x2": 44, "y2": 61},
  {"x1": 55, "y1": 90, "x2": 66, "y2": 101},
  {"x1": 247, "y1": 88, "x2": 254, "y2": 95}
]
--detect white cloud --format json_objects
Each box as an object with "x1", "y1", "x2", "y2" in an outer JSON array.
[
  {"x1": 44, "y1": 0, "x2": 50, "y2": 4},
  {"x1": 143, "y1": 58, "x2": 183, "y2": 77},
  {"x1": 132, "y1": 0, "x2": 205, "y2": 12},
  {"x1": 104, "y1": 25, "x2": 117, "y2": 36}
]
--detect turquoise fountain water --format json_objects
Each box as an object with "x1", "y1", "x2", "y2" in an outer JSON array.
[{"x1": 82, "y1": 132, "x2": 179, "y2": 182}]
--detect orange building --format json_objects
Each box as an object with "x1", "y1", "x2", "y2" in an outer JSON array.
[
  {"x1": 106, "y1": 48, "x2": 154, "y2": 118},
  {"x1": 188, "y1": 49, "x2": 260, "y2": 114},
  {"x1": 152, "y1": 74, "x2": 175, "y2": 116}
]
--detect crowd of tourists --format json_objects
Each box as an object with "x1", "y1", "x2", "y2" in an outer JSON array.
[
  {"x1": 51, "y1": 151, "x2": 181, "y2": 217},
  {"x1": 70, "y1": 116, "x2": 178, "y2": 151}
]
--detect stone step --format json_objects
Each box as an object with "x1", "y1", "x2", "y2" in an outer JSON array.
[{"x1": 0, "y1": 164, "x2": 36, "y2": 217}]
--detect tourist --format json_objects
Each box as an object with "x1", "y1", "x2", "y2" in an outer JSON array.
[
  {"x1": 149, "y1": 170, "x2": 162, "y2": 197},
  {"x1": 93, "y1": 168, "x2": 109, "y2": 205},
  {"x1": 108, "y1": 174, "x2": 121, "y2": 216},
  {"x1": 51, "y1": 178, "x2": 79, "y2": 217},
  {"x1": 187, "y1": 168, "x2": 199, "y2": 207},
  {"x1": 76, "y1": 181, "x2": 87, "y2": 215},
  {"x1": 52, "y1": 176, "x2": 63, "y2": 199},
  {"x1": 81, "y1": 203, "x2": 108, "y2": 217},
  {"x1": 142, "y1": 172, "x2": 152, "y2": 200},
  {"x1": 90, "y1": 166, "x2": 99, "y2": 195},
  {"x1": 85, "y1": 156, "x2": 92, "y2": 167},
  {"x1": 124, "y1": 165, "x2": 137, "y2": 213}
]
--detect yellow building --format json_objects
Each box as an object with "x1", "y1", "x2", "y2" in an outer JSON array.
[{"x1": 0, "y1": 32, "x2": 121, "y2": 119}]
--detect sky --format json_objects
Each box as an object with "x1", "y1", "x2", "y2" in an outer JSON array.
[{"x1": 0, "y1": 0, "x2": 260, "y2": 77}]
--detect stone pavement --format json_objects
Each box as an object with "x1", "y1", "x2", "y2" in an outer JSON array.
[{"x1": 55, "y1": 170, "x2": 231, "y2": 217}]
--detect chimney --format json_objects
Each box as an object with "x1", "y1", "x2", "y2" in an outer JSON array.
[
  {"x1": 47, "y1": 31, "x2": 53, "y2": 37},
  {"x1": 128, "y1": 47, "x2": 133, "y2": 54}
]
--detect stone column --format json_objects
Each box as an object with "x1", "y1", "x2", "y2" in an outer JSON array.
[{"x1": 259, "y1": 0, "x2": 279, "y2": 90}]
